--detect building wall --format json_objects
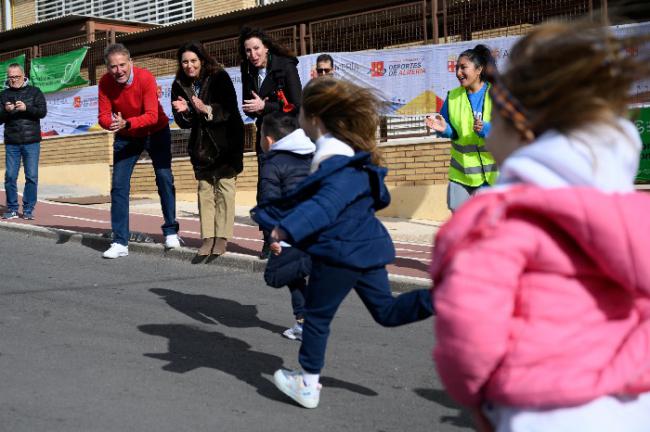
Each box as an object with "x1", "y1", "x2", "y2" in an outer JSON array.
[
  {"x1": 13, "y1": 0, "x2": 36, "y2": 29},
  {"x1": 0, "y1": 132, "x2": 114, "y2": 193},
  {"x1": 4, "y1": 0, "x2": 259, "y2": 30},
  {"x1": 194, "y1": 0, "x2": 257, "y2": 19}
]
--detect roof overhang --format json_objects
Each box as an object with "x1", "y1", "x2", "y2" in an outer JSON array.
[{"x1": 0, "y1": 15, "x2": 157, "y2": 52}]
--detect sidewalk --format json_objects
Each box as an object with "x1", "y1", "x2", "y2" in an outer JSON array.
[{"x1": 0, "y1": 185, "x2": 440, "y2": 290}]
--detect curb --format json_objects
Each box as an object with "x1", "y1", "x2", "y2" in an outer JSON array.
[{"x1": 0, "y1": 221, "x2": 431, "y2": 292}]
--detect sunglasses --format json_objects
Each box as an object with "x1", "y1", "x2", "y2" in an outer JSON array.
[{"x1": 316, "y1": 68, "x2": 332, "y2": 75}]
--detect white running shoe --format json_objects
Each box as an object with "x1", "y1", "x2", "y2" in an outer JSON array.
[
  {"x1": 282, "y1": 322, "x2": 303, "y2": 341},
  {"x1": 164, "y1": 234, "x2": 181, "y2": 249},
  {"x1": 273, "y1": 369, "x2": 321, "y2": 409},
  {"x1": 103, "y1": 243, "x2": 128, "y2": 259}
]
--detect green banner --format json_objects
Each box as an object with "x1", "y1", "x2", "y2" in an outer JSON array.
[
  {"x1": 635, "y1": 107, "x2": 650, "y2": 182},
  {"x1": 0, "y1": 54, "x2": 26, "y2": 85},
  {"x1": 29, "y1": 47, "x2": 88, "y2": 93}
]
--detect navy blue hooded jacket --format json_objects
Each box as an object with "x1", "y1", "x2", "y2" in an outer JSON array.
[
  {"x1": 251, "y1": 152, "x2": 395, "y2": 270},
  {"x1": 259, "y1": 128, "x2": 315, "y2": 204}
]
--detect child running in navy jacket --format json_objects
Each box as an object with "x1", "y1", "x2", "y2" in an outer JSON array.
[
  {"x1": 259, "y1": 112, "x2": 315, "y2": 341},
  {"x1": 251, "y1": 77, "x2": 434, "y2": 409}
]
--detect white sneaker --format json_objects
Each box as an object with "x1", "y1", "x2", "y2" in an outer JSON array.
[
  {"x1": 164, "y1": 234, "x2": 181, "y2": 249},
  {"x1": 282, "y1": 322, "x2": 303, "y2": 341},
  {"x1": 273, "y1": 369, "x2": 321, "y2": 409},
  {"x1": 103, "y1": 243, "x2": 128, "y2": 259}
]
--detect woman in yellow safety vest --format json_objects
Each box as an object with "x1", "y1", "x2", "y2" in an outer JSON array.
[{"x1": 426, "y1": 44, "x2": 498, "y2": 212}]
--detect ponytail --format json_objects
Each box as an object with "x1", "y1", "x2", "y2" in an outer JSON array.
[{"x1": 459, "y1": 44, "x2": 494, "y2": 81}]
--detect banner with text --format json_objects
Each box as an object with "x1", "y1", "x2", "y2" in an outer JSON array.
[{"x1": 0, "y1": 21, "x2": 647, "y2": 139}]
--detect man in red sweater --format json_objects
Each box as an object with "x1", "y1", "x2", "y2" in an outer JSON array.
[{"x1": 98, "y1": 43, "x2": 180, "y2": 259}]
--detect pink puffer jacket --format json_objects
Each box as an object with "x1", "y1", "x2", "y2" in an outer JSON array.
[{"x1": 431, "y1": 186, "x2": 650, "y2": 408}]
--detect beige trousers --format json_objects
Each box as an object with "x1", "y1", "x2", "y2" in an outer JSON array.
[{"x1": 197, "y1": 177, "x2": 236, "y2": 239}]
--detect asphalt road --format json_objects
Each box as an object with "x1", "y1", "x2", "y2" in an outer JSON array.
[{"x1": 0, "y1": 229, "x2": 472, "y2": 432}]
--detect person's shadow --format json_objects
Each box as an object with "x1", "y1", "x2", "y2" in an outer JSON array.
[
  {"x1": 414, "y1": 388, "x2": 474, "y2": 429},
  {"x1": 139, "y1": 323, "x2": 286, "y2": 400},
  {"x1": 149, "y1": 288, "x2": 286, "y2": 335},
  {"x1": 139, "y1": 323, "x2": 378, "y2": 403}
]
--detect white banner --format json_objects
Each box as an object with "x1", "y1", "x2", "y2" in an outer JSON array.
[{"x1": 1, "y1": 21, "x2": 647, "y2": 141}]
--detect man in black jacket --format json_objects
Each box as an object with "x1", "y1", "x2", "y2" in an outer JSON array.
[{"x1": 0, "y1": 63, "x2": 47, "y2": 220}]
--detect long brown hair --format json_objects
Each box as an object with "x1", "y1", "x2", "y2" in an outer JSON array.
[
  {"x1": 302, "y1": 77, "x2": 387, "y2": 166},
  {"x1": 496, "y1": 20, "x2": 650, "y2": 140}
]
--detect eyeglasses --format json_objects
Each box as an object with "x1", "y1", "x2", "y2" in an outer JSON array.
[
  {"x1": 7, "y1": 75, "x2": 23, "y2": 80},
  {"x1": 316, "y1": 68, "x2": 332, "y2": 75}
]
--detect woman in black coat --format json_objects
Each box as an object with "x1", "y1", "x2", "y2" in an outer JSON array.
[
  {"x1": 239, "y1": 27, "x2": 302, "y2": 258},
  {"x1": 171, "y1": 41, "x2": 244, "y2": 260}
]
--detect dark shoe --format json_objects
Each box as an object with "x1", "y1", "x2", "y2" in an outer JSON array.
[
  {"x1": 23, "y1": 211, "x2": 34, "y2": 220},
  {"x1": 259, "y1": 242, "x2": 271, "y2": 260},
  {"x1": 191, "y1": 254, "x2": 208, "y2": 264},
  {"x1": 2, "y1": 210, "x2": 18, "y2": 219},
  {"x1": 197, "y1": 237, "x2": 215, "y2": 256},
  {"x1": 212, "y1": 237, "x2": 227, "y2": 256}
]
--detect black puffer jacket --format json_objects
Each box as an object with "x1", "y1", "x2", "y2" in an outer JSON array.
[
  {"x1": 0, "y1": 80, "x2": 47, "y2": 144},
  {"x1": 171, "y1": 69, "x2": 244, "y2": 181},
  {"x1": 241, "y1": 54, "x2": 302, "y2": 155}
]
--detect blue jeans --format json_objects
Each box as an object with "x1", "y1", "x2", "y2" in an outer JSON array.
[
  {"x1": 4, "y1": 142, "x2": 40, "y2": 213},
  {"x1": 111, "y1": 127, "x2": 178, "y2": 246},
  {"x1": 298, "y1": 260, "x2": 434, "y2": 374}
]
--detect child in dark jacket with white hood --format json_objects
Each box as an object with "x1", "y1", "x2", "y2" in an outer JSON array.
[
  {"x1": 259, "y1": 112, "x2": 315, "y2": 341},
  {"x1": 252, "y1": 77, "x2": 434, "y2": 409}
]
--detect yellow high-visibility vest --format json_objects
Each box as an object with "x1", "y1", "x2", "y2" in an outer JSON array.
[{"x1": 447, "y1": 85, "x2": 498, "y2": 186}]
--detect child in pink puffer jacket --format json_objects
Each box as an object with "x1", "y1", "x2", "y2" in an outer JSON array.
[{"x1": 431, "y1": 21, "x2": 650, "y2": 432}]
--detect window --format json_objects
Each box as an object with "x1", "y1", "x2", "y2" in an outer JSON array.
[{"x1": 36, "y1": 0, "x2": 194, "y2": 25}]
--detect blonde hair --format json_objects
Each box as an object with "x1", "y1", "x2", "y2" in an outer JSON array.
[
  {"x1": 301, "y1": 77, "x2": 387, "y2": 166},
  {"x1": 499, "y1": 20, "x2": 650, "y2": 139}
]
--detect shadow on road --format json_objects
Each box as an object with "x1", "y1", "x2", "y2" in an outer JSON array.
[
  {"x1": 139, "y1": 323, "x2": 379, "y2": 404},
  {"x1": 139, "y1": 323, "x2": 287, "y2": 402},
  {"x1": 414, "y1": 388, "x2": 473, "y2": 429},
  {"x1": 150, "y1": 288, "x2": 286, "y2": 335}
]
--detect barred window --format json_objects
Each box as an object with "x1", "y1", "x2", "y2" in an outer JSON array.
[{"x1": 35, "y1": 0, "x2": 194, "y2": 25}]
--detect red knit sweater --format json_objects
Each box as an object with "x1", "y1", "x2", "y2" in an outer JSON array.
[{"x1": 98, "y1": 66, "x2": 169, "y2": 138}]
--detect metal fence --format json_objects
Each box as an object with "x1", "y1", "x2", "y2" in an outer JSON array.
[
  {"x1": 444, "y1": 0, "x2": 593, "y2": 42},
  {"x1": 310, "y1": 2, "x2": 427, "y2": 53}
]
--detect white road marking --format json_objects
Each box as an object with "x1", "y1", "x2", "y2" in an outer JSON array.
[{"x1": 53, "y1": 214, "x2": 110, "y2": 224}]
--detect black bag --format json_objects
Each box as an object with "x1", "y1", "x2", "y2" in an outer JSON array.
[{"x1": 264, "y1": 246, "x2": 312, "y2": 288}]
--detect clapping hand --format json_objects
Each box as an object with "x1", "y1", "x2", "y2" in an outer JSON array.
[
  {"x1": 14, "y1": 100, "x2": 26, "y2": 111},
  {"x1": 425, "y1": 113, "x2": 447, "y2": 133},
  {"x1": 473, "y1": 118, "x2": 484, "y2": 133},
  {"x1": 109, "y1": 112, "x2": 127, "y2": 131},
  {"x1": 171, "y1": 96, "x2": 189, "y2": 113},
  {"x1": 191, "y1": 96, "x2": 208, "y2": 115},
  {"x1": 4, "y1": 101, "x2": 15, "y2": 112}
]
